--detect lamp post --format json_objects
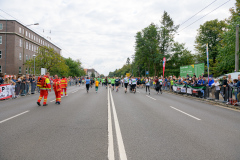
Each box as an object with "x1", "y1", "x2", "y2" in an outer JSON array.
[
  {"x1": 33, "y1": 54, "x2": 36, "y2": 75},
  {"x1": 22, "y1": 23, "x2": 39, "y2": 75}
]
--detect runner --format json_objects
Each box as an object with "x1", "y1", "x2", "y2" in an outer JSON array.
[
  {"x1": 95, "y1": 78, "x2": 99, "y2": 93},
  {"x1": 137, "y1": 77, "x2": 140, "y2": 88},
  {"x1": 115, "y1": 77, "x2": 120, "y2": 92},
  {"x1": 105, "y1": 77, "x2": 108, "y2": 89},
  {"x1": 129, "y1": 77, "x2": 132, "y2": 92},
  {"x1": 145, "y1": 77, "x2": 150, "y2": 95},
  {"x1": 102, "y1": 78, "x2": 105, "y2": 86},
  {"x1": 79, "y1": 77, "x2": 82, "y2": 87},
  {"x1": 159, "y1": 76, "x2": 163, "y2": 94},
  {"x1": 155, "y1": 76, "x2": 160, "y2": 94},
  {"x1": 111, "y1": 77, "x2": 116, "y2": 90},
  {"x1": 124, "y1": 76, "x2": 129, "y2": 93},
  {"x1": 131, "y1": 76, "x2": 137, "y2": 94},
  {"x1": 108, "y1": 78, "x2": 111, "y2": 88},
  {"x1": 85, "y1": 77, "x2": 90, "y2": 93}
]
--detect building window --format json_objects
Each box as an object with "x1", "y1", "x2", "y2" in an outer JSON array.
[
  {"x1": 26, "y1": 42, "x2": 28, "y2": 49},
  {"x1": 26, "y1": 68, "x2": 28, "y2": 74},
  {"x1": 19, "y1": 39, "x2": 22, "y2": 47},
  {"x1": 31, "y1": 34, "x2": 33, "y2": 39},
  {"x1": 0, "y1": 23, "x2": 3, "y2": 30},
  {"x1": 0, "y1": 65, "x2": 2, "y2": 73},
  {"x1": 34, "y1": 35, "x2": 35, "y2": 41},
  {"x1": 0, "y1": 36, "x2": 2, "y2": 44},
  {"x1": 19, "y1": 27, "x2": 21, "y2": 33},
  {"x1": 34, "y1": 46, "x2": 36, "y2": 52},
  {"x1": 19, "y1": 67, "x2": 21, "y2": 74},
  {"x1": 29, "y1": 33, "x2": 30, "y2": 38},
  {"x1": 32, "y1": 45, "x2": 34, "y2": 51},
  {"x1": 29, "y1": 43, "x2": 31, "y2": 50},
  {"x1": 26, "y1": 55, "x2": 28, "y2": 61},
  {"x1": 26, "y1": 31, "x2": 28, "y2": 36},
  {"x1": 19, "y1": 53, "x2": 22, "y2": 60},
  {"x1": 0, "y1": 50, "x2": 1, "y2": 59}
]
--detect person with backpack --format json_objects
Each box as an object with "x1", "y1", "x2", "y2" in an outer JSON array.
[{"x1": 37, "y1": 72, "x2": 51, "y2": 106}]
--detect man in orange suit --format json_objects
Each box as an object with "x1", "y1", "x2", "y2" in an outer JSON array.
[
  {"x1": 53, "y1": 75, "x2": 62, "y2": 105},
  {"x1": 61, "y1": 76, "x2": 68, "y2": 97},
  {"x1": 37, "y1": 72, "x2": 51, "y2": 106}
]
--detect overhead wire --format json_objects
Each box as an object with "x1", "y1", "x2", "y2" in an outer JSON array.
[{"x1": 178, "y1": 0, "x2": 231, "y2": 33}]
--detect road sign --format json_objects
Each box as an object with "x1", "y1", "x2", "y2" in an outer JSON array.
[{"x1": 146, "y1": 71, "x2": 149, "y2": 75}]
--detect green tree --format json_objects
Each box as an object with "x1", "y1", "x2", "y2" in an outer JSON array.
[
  {"x1": 25, "y1": 46, "x2": 69, "y2": 76},
  {"x1": 65, "y1": 58, "x2": 85, "y2": 77},
  {"x1": 195, "y1": 19, "x2": 227, "y2": 64},
  {"x1": 216, "y1": 0, "x2": 240, "y2": 76}
]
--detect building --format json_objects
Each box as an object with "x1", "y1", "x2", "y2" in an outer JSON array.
[
  {"x1": 0, "y1": 20, "x2": 61, "y2": 75},
  {"x1": 84, "y1": 68, "x2": 100, "y2": 78}
]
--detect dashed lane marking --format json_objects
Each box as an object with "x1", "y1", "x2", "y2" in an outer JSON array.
[
  {"x1": 0, "y1": 110, "x2": 29, "y2": 124},
  {"x1": 170, "y1": 106, "x2": 201, "y2": 121},
  {"x1": 146, "y1": 95, "x2": 156, "y2": 100}
]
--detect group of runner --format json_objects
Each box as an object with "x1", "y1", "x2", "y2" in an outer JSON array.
[{"x1": 80, "y1": 76, "x2": 164, "y2": 95}]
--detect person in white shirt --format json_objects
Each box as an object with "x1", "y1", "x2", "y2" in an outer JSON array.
[
  {"x1": 131, "y1": 76, "x2": 137, "y2": 94},
  {"x1": 211, "y1": 79, "x2": 220, "y2": 100},
  {"x1": 145, "y1": 77, "x2": 150, "y2": 95}
]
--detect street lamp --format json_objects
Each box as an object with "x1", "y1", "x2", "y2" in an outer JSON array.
[
  {"x1": 22, "y1": 23, "x2": 39, "y2": 75},
  {"x1": 33, "y1": 54, "x2": 36, "y2": 75}
]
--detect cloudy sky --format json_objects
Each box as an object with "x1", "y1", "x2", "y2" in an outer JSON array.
[{"x1": 0, "y1": 0, "x2": 236, "y2": 75}]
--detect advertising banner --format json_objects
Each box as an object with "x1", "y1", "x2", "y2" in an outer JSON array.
[
  {"x1": 0, "y1": 84, "x2": 13, "y2": 100},
  {"x1": 180, "y1": 63, "x2": 204, "y2": 77}
]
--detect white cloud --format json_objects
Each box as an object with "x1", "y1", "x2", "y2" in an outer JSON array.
[{"x1": 0, "y1": 0, "x2": 236, "y2": 75}]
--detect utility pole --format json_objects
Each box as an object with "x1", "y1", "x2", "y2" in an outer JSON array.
[{"x1": 235, "y1": 24, "x2": 239, "y2": 72}]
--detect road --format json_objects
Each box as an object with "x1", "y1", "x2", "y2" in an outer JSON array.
[{"x1": 0, "y1": 84, "x2": 240, "y2": 160}]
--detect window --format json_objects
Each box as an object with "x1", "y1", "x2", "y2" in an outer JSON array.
[
  {"x1": 31, "y1": 34, "x2": 33, "y2": 39},
  {"x1": 26, "y1": 68, "x2": 28, "y2": 74},
  {"x1": 29, "y1": 43, "x2": 31, "y2": 50},
  {"x1": 32, "y1": 45, "x2": 34, "y2": 51},
  {"x1": 26, "y1": 55, "x2": 28, "y2": 61},
  {"x1": 26, "y1": 42, "x2": 28, "y2": 49},
  {"x1": 29, "y1": 33, "x2": 30, "y2": 38},
  {"x1": 19, "y1": 27, "x2": 21, "y2": 33},
  {"x1": 34, "y1": 36, "x2": 35, "y2": 41},
  {"x1": 0, "y1": 65, "x2": 2, "y2": 73},
  {"x1": 19, "y1": 53, "x2": 22, "y2": 60},
  {"x1": 0, "y1": 50, "x2": 1, "y2": 59},
  {"x1": 19, "y1": 67, "x2": 21, "y2": 74},
  {"x1": 0, "y1": 23, "x2": 3, "y2": 30},
  {"x1": 34, "y1": 46, "x2": 36, "y2": 52},
  {"x1": 19, "y1": 39, "x2": 22, "y2": 47},
  {"x1": 0, "y1": 36, "x2": 2, "y2": 44},
  {"x1": 26, "y1": 31, "x2": 28, "y2": 36}
]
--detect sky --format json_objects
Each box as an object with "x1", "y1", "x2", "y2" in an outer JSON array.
[{"x1": 0, "y1": 0, "x2": 236, "y2": 76}]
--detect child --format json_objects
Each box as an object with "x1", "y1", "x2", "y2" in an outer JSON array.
[{"x1": 95, "y1": 79, "x2": 99, "y2": 93}]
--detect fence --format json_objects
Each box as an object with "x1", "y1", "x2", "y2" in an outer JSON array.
[{"x1": 163, "y1": 83, "x2": 239, "y2": 105}]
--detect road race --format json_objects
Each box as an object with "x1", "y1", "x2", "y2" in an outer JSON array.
[{"x1": 1, "y1": 0, "x2": 240, "y2": 160}]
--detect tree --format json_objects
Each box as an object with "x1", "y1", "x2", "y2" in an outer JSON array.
[
  {"x1": 216, "y1": 0, "x2": 240, "y2": 76},
  {"x1": 126, "y1": 57, "x2": 130, "y2": 65},
  {"x1": 65, "y1": 58, "x2": 85, "y2": 77},
  {"x1": 195, "y1": 19, "x2": 227, "y2": 64},
  {"x1": 25, "y1": 46, "x2": 69, "y2": 76}
]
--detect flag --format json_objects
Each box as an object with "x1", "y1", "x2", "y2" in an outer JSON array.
[
  {"x1": 163, "y1": 57, "x2": 166, "y2": 78},
  {"x1": 206, "y1": 44, "x2": 209, "y2": 83}
]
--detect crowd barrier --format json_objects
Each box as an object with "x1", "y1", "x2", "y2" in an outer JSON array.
[{"x1": 164, "y1": 83, "x2": 239, "y2": 105}]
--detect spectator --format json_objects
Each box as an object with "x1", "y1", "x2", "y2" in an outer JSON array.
[
  {"x1": 233, "y1": 79, "x2": 238, "y2": 102},
  {"x1": 26, "y1": 74, "x2": 30, "y2": 95},
  {"x1": 16, "y1": 75, "x2": 21, "y2": 97},
  {"x1": 20, "y1": 76, "x2": 26, "y2": 96},
  {"x1": 0, "y1": 74, "x2": 4, "y2": 84},
  {"x1": 30, "y1": 75, "x2": 36, "y2": 94},
  {"x1": 236, "y1": 74, "x2": 240, "y2": 104},
  {"x1": 211, "y1": 79, "x2": 220, "y2": 100}
]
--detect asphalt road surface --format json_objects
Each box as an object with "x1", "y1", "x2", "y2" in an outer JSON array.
[{"x1": 0, "y1": 84, "x2": 240, "y2": 160}]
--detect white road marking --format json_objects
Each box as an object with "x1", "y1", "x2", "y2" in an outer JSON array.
[
  {"x1": 72, "y1": 90, "x2": 79, "y2": 93},
  {"x1": 50, "y1": 100, "x2": 55, "y2": 102},
  {"x1": 108, "y1": 87, "x2": 115, "y2": 160},
  {"x1": 146, "y1": 95, "x2": 156, "y2": 101},
  {"x1": 136, "y1": 91, "x2": 140, "y2": 93},
  {"x1": 170, "y1": 106, "x2": 201, "y2": 121},
  {"x1": 110, "y1": 88, "x2": 128, "y2": 160},
  {"x1": 0, "y1": 110, "x2": 29, "y2": 124}
]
